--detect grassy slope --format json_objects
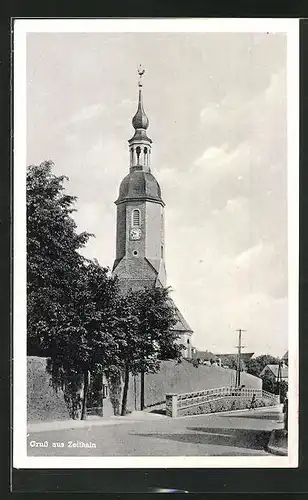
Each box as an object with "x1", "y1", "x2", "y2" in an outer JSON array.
[
  {"x1": 127, "y1": 359, "x2": 262, "y2": 410},
  {"x1": 27, "y1": 356, "x2": 70, "y2": 422},
  {"x1": 28, "y1": 357, "x2": 262, "y2": 420}
]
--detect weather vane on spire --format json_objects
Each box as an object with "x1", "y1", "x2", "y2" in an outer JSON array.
[{"x1": 138, "y1": 64, "x2": 145, "y2": 87}]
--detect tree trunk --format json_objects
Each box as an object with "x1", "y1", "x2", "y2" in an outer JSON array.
[
  {"x1": 140, "y1": 370, "x2": 145, "y2": 410},
  {"x1": 81, "y1": 369, "x2": 89, "y2": 420},
  {"x1": 134, "y1": 375, "x2": 137, "y2": 411},
  {"x1": 121, "y1": 364, "x2": 130, "y2": 416},
  {"x1": 96, "y1": 383, "x2": 104, "y2": 416}
]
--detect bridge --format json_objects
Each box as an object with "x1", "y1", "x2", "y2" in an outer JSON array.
[{"x1": 164, "y1": 386, "x2": 280, "y2": 418}]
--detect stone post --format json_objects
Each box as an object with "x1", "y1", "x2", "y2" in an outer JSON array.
[{"x1": 166, "y1": 393, "x2": 178, "y2": 418}]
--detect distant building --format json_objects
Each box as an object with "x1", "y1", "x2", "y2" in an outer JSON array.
[
  {"x1": 215, "y1": 352, "x2": 255, "y2": 365},
  {"x1": 172, "y1": 305, "x2": 194, "y2": 358},
  {"x1": 282, "y1": 351, "x2": 288, "y2": 365},
  {"x1": 192, "y1": 350, "x2": 219, "y2": 366},
  {"x1": 260, "y1": 363, "x2": 288, "y2": 382}
]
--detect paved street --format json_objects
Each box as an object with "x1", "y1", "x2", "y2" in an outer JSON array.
[{"x1": 27, "y1": 407, "x2": 284, "y2": 457}]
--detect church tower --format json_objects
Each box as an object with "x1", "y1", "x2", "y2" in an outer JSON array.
[{"x1": 112, "y1": 67, "x2": 193, "y2": 357}]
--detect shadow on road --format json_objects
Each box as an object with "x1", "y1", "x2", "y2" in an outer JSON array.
[
  {"x1": 130, "y1": 427, "x2": 271, "y2": 452},
  {"x1": 148, "y1": 409, "x2": 166, "y2": 416},
  {"x1": 218, "y1": 413, "x2": 280, "y2": 421}
]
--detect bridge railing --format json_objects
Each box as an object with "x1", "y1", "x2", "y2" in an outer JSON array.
[
  {"x1": 166, "y1": 386, "x2": 279, "y2": 418},
  {"x1": 262, "y1": 389, "x2": 280, "y2": 404}
]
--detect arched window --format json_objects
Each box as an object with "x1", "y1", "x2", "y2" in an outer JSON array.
[
  {"x1": 136, "y1": 146, "x2": 141, "y2": 164},
  {"x1": 132, "y1": 209, "x2": 140, "y2": 227},
  {"x1": 144, "y1": 147, "x2": 148, "y2": 166}
]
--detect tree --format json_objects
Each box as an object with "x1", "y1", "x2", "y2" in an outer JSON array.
[
  {"x1": 46, "y1": 259, "x2": 121, "y2": 419},
  {"x1": 222, "y1": 355, "x2": 246, "y2": 372},
  {"x1": 27, "y1": 161, "x2": 121, "y2": 419},
  {"x1": 279, "y1": 380, "x2": 288, "y2": 402},
  {"x1": 246, "y1": 354, "x2": 280, "y2": 377},
  {"x1": 245, "y1": 354, "x2": 288, "y2": 398},
  {"x1": 117, "y1": 287, "x2": 183, "y2": 416},
  {"x1": 27, "y1": 161, "x2": 183, "y2": 419},
  {"x1": 260, "y1": 368, "x2": 288, "y2": 399},
  {"x1": 192, "y1": 358, "x2": 200, "y2": 368},
  {"x1": 27, "y1": 160, "x2": 91, "y2": 356},
  {"x1": 260, "y1": 369, "x2": 277, "y2": 394}
]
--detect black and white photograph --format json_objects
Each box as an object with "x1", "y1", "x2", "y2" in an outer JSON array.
[{"x1": 13, "y1": 18, "x2": 298, "y2": 468}]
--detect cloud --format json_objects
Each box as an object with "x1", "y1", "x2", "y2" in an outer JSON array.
[
  {"x1": 119, "y1": 98, "x2": 135, "y2": 108},
  {"x1": 144, "y1": 67, "x2": 288, "y2": 356},
  {"x1": 167, "y1": 237, "x2": 288, "y2": 356},
  {"x1": 200, "y1": 102, "x2": 221, "y2": 123},
  {"x1": 26, "y1": 32, "x2": 288, "y2": 357},
  {"x1": 63, "y1": 103, "x2": 106, "y2": 127},
  {"x1": 194, "y1": 144, "x2": 230, "y2": 167},
  {"x1": 235, "y1": 242, "x2": 264, "y2": 268},
  {"x1": 198, "y1": 69, "x2": 286, "y2": 158}
]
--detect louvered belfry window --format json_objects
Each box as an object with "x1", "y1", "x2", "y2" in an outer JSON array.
[{"x1": 132, "y1": 209, "x2": 140, "y2": 226}]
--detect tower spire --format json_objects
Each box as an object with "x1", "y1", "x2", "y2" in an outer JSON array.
[
  {"x1": 132, "y1": 65, "x2": 149, "y2": 131},
  {"x1": 129, "y1": 65, "x2": 152, "y2": 171},
  {"x1": 137, "y1": 63, "x2": 145, "y2": 87}
]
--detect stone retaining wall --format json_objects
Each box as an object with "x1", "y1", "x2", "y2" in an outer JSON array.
[
  {"x1": 127, "y1": 359, "x2": 262, "y2": 411},
  {"x1": 166, "y1": 394, "x2": 277, "y2": 418}
]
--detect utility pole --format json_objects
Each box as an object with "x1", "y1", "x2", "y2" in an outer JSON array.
[
  {"x1": 235, "y1": 329, "x2": 246, "y2": 388},
  {"x1": 277, "y1": 359, "x2": 282, "y2": 402}
]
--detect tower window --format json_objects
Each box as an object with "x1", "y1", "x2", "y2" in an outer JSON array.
[
  {"x1": 136, "y1": 146, "x2": 141, "y2": 164},
  {"x1": 132, "y1": 208, "x2": 141, "y2": 226},
  {"x1": 161, "y1": 245, "x2": 164, "y2": 258},
  {"x1": 144, "y1": 147, "x2": 148, "y2": 166}
]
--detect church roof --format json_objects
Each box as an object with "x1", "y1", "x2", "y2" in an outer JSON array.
[
  {"x1": 169, "y1": 298, "x2": 193, "y2": 333},
  {"x1": 115, "y1": 170, "x2": 164, "y2": 205},
  {"x1": 129, "y1": 128, "x2": 152, "y2": 144}
]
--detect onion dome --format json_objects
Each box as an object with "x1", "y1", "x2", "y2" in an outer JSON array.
[
  {"x1": 115, "y1": 170, "x2": 164, "y2": 206},
  {"x1": 132, "y1": 87, "x2": 149, "y2": 130}
]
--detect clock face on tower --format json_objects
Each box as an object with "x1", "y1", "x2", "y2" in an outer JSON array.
[{"x1": 130, "y1": 227, "x2": 141, "y2": 240}]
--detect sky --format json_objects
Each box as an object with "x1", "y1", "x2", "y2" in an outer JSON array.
[{"x1": 26, "y1": 31, "x2": 288, "y2": 357}]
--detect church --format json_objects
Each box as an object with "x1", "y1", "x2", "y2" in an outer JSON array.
[{"x1": 112, "y1": 68, "x2": 193, "y2": 359}]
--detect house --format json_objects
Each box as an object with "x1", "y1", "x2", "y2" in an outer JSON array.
[
  {"x1": 192, "y1": 350, "x2": 219, "y2": 366},
  {"x1": 215, "y1": 352, "x2": 255, "y2": 366},
  {"x1": 260, "y1": 363, "x2": 288, "y2": 382},
  {"x1": 282, "y1": 351, "x2": 288, "y2": 365}
]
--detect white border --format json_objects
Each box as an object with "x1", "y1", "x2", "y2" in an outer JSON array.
[
  {"x1": 13, "y1": 18, "x2": 299, "y2": 469},
  {"x1": 14, "y1": 18, "x2": 298, "y2": 33},
  {"x1": 286, "y1": 19, "x2": 299, "y2": 467},
  {"x1": 13, "y1": 22, "x2": 27, "y2": 467}
]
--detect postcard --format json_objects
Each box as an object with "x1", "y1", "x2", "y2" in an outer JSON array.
[{"x1": 13, "y1": 18, "x2": 298, "y2": 469}]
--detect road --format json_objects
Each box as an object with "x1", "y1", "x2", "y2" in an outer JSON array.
[{"x1": 27, "y1": 407, "x2": 283, "y2": 457}]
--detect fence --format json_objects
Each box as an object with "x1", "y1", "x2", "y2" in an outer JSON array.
[{"x1": 166, "y1": 386, "x2": 280, "y2": 418}]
